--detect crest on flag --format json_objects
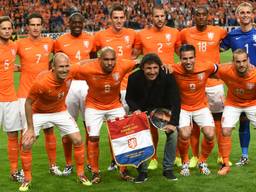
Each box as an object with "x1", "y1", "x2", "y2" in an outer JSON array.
[{"x1": 107, "y1": 112, "x2": 154, "y2": 167}]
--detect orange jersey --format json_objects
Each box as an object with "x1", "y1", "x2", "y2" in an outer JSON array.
[
  {"x1": 94, "y1": 27, "x2": 136, "y2": 90},
  {"x1": 0, "y1": 41, "x2": 17, "y2": 102},
  {"x1": 72, "y1": 59, "x2": 135, "y2": 110},
  {"x1": 217, "y1": 64, "x2": 256, "y2": 107},
  {"x1": 17, "y1": 37, "x2": 54, "y2": 98},
  {"x1": 54, "y1": 32, "x2": 95, "y2": 63},
  {"x1": 172, "y1": 62, "x2": 217, "y2": 111},
  {"x1": 94, "y1": 27, "x2": 136, "y2": 59},
  {"x1": 179, "y1": 25, "x2": 227, "y2": 87},
  {"x1": 134, "y1": 26, "x2": 180, "y2": 65},
  {"x1": 28, "y1": 71, "x2": 73, "y2": 113}
]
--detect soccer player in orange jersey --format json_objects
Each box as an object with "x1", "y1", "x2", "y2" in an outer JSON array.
[
  {"x1": 16, "y1": 13, "x2": 62, "y2": 177},
  {"x1": 216, "y1": 49, "x2": 256, "y2": 175},
  {"x1": 74, "y1": 47, "x2": 136, "y2": 184},
  {"x1": 94, "y1": 3, "x2": 137, "y2": 171},
  {"x1": 179, "y1": 5, "x2": 228, "y2": 168},
  {"x1": 172, "y1": 44, "x2": 216, "y2": 176},
  {"x1": 0, "y1": 16, "x2": 24, "y2": 183},
  {"x1": 134, "y1": 4, "x2": 180, "y2": 170},
  {"x1": 54, "y1": 12, "x2": 96, "y2": 175},
  {"x1": 19, "y1": 53, "x2": 92, "y2": 192}
]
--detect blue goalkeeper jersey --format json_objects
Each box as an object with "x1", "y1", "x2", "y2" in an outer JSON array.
[{"x1": 221, "y1": 27, "x2": 256, "y2": 65}]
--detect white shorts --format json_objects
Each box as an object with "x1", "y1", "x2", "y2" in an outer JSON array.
[
  {"x1": 179, "y1": 107, "x2": 215, "y2": 129},
  {"x1": 0, "y1": 101, "x2": 22, "y2": 132},
  {"x1": 18, "y1": 98, "x2": 53, "y2": 129},
  {"x1": 205, "y1": 84, "x2": 225, "y2": 113},
  {"x1": 222, "y1": 106, "x2": 256, "y2": 128},
  {"x1": 66, "y1": 80, "x2": 88, "y2": 121},
  {"x1": 85, "y1": 107, "x2": 126, "y2": 137},
  {"x1": 33, "y1": 110, "x2": 79, "y2": 137}
]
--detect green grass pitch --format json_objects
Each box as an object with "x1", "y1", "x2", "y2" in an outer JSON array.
[{"x1": 0, "y1": 51, "x2": 256, "y2": 191}]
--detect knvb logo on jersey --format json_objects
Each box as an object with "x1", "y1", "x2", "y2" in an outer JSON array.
[
  {"x1": 246, "y1": 82, "x2": 255, "y2": 90},
  {"x1": 197, "y1": 72, "x2": 205, "y2": 81},
  {"x1": 83, "y1": 41, "x2": 89, "y2": 48},
  {"x1": 10, "y1": 48, "x2": 16, "y2": 56},
  {"x1": 43, "y1": 44, "x2": 48, "y2": 52},
  {"x1": 57, "y1": 92, "x2": 65, "y2": 99},
  {"x1": 112, "y1": 72, "x2": 120, "y2": 81},
  {"x1": 207, "y1": 32, "x2": 214, "y2": 41},
  {"x1": 165, "y1": 33, "x2": 171, "y2": 42},
  {"x1": 124, "y1": 35, "x2": 130, "y2": 44}
]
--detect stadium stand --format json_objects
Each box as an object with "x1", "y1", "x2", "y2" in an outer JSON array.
[{"x1": 0, "y1": 0, "x2": 255, "y2": 33}]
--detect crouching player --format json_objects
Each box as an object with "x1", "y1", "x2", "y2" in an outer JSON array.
[
  {"x1": 19, "y1": 53, "x2": 92, "y2": 191},
  {"x1": 217, "y1": 49, "x2": 256, "y2": 175}
]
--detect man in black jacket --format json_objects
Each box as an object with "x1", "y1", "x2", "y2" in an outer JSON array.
[{"x1": 125, "y1": 53, "x2": 181, "y2": 183}]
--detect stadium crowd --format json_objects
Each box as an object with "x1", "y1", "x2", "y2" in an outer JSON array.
[{"x1": 1, "y1": 0, "x2": 256, "y2": 33}]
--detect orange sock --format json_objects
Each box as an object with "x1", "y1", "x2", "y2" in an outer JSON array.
[
  {"x1": 215, "y1": 120, "x2": 223, "y2": 156},
  {"x1": 190, "y1": 123, "x2": 200, "y2": 157},
  {"x1": 88, "y1": 140, "x2": 99, "y2": 173},
  {"x1": 21, "y1": 149, "x2": 32, "y2": 181},
  {"x1": 44, "y1": 131, "x2": 57, "y2": 166},
  {"x1": 217, "y1": 122, "x2": 232, "y2": 166},
  {"x1": 62, "y1": 136, "x2": 73, "y2": 166},
  {"x1": 85, "y1": 128, "x2": 89, "y2": 165},
  {"x1": 7, "y1": 135, "x2": 19, "y2": 174},
  {"x1": 178, "y1": 137, "x2": 190, "y2": 163},
  {"x1": 199, "y1": 137, "x2": 214, "y2": 162},
  {"x1": 74, "y1": 143, "x2": 85, "y2": 176},
  {"x1": 150, "y1": 124, "x2": 159, "y2": 160}
]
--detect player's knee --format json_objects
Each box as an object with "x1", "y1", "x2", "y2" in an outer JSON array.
[
  {"x1": 222, "y1": 128, "x2": 232, "y2": 137},
  {"x1": 203, "y1": 127, "x2": 215, "y2": 140},
  {"x1": 7, "y1": 131, "x2": 19, "y2": 137},
  {"x1": 72, "y1": 137, "x2": 83, "y2": 145}
]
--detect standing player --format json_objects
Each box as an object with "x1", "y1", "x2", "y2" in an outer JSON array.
[
  {"x1": 54, "y1": 12, "x2": 95, "y2": 175},
  {"x1": 16, "y1": 13, "x2": 62, "y2": 176},
  {"x1": 172, "y1": 44, "x2": 216, "y2": 176},
  {"x1": 19, "y1": 53, "x2": 92, "y2": 192},
  {"x1": 220, "y1": 2, "x2": 256, "y2": 166},
  {"x1": 134, "y1": 4, "x2": 180, "y2": 170},
  {"x1": 179, "y1": 5, "x2": 228, "y2": 168},
  {"x1": 94, "y1": 3, "x2": 137, "y2": 171},
  {"x1": 0, "y1": 16, "x2": 23, "y2": 183},
  {"x1": 217, "y1": 49, "x2": 256, "y2": 175}
]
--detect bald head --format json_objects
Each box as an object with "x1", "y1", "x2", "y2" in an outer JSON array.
[
  {"x1": 52, "y1": 52, "x2": 70, "y2": 81},
  {"x1": 99, "y1": 47, "x2": 116, "y2": 74}
]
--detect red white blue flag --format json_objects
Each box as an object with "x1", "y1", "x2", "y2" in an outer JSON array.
[{"x1": 107, "y1": 112, "x2": 154, "y2": 168}]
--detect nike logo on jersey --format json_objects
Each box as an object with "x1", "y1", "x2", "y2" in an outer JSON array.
[
  {"x1": 235, "y1": 37, "x2": 241, "y2": 40},
  {"x1": 63, "y1": 44, "x2": 71, "y2": 47},
  {"x1": 24, "y1": 47, "x2": 32, "y2": 50},
  {"x1": 106, "y1": 39, "x2": 113, "y2": 43},
  {"x1": 146, "y1": 36, "x2": 152, "y2": 40}
]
